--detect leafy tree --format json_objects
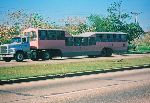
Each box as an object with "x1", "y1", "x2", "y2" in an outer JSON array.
[
  {"x1": 124, "y1": 23, "x2": 144, "y2": 43},
  {"x1": 60, "y1": 17, "x2": 89, "y2": 35},
  {"x1": 0, "y1": 10, "x2": 55, "y2": 43},
  {"x1": 88, "y1": 1, "x2": 144, "y2": 43},
  {"x1": 131, "y1": 32, "x2": 150, "y2": 52}
]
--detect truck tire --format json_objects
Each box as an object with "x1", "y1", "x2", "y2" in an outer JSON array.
[
  {"x1": 42, "y1": 51, "x2": 51, "y2": 60},
  {"x1": 3, "y1": 57, "x2": 12, "y2": 62},
  {"x1": 31, "y1": 51, "x2": 39, "y2": 61},
  {"x1": 15, "y1": 52, "x2": 24, "y2": 62}
]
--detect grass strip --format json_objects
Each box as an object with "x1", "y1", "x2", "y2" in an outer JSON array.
[{"x1": 0, "y1": 56, "x2": 150, "y2": 80}]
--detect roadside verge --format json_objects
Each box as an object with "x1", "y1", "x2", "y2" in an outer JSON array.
[{"x1": 0, "y1": 64, "x2": 149, "y2": 85}]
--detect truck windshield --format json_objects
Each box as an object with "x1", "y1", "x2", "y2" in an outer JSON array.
[{"x1": 11, "y1": 37, "x2": 21, "y2": 43}]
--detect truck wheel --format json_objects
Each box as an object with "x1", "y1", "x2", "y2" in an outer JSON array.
[
  {"x1": 31, "y1": 51, "x2": 39, "y2": 61},
  {"x1": 42, "y1": 51, "x2": 51, "y2": 60},
  {"x1": 15, "y1": 52, "x2": 24, "y2": 62},
  {"x1": 3, "y1": 57, "x2": 12, "y2": 62}
]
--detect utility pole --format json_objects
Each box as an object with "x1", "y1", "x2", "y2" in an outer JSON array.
[{"x1": 131, "y1": 12, "x2": 142, "y2": 23}]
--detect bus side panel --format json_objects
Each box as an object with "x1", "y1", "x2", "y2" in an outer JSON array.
[
  {"x1": 96, "y1": 42, "x2": 128, "y2": 52},
  {"x1": 38, "y1": 40, "x2": 66, "y2": 49},
  {"x1": 30, "y1": 41, "x2": 39, "y2": 49},
  {"x1": 61, "y1": 45, "x2": 101, "y2": 57}
]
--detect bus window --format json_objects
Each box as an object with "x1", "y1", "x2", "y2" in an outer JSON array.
[
  {"x1": 81, "y1": 37, "x2": 88, "y2": 46},
  {"x1": 107, "y1": 34, "x2": 114, "y2": 42},
  {"x1": 24, "y1": 31, "x2": 37, "y2": 41},
  {"x1": 101, "y1": 34, "x2": 107, "y2": 42},
  {"x1": 57, "y1": 31, "x2": 65, "y2": 40},
  {"x1": 116, "y1": 34, "x2": 122, "y2": 42},
  {"x1": 113, "y1": 34, "x2": 116, "y2": 39},
  {"x1": 30, "y1": 31, "x2": 37, "y2": 41},
  {"x1": 89, "y1": 37, "x2": 96, "y2": 45},
  {"x1": 47, "y1": 30, "x2": 56, "y2": 40},
  {"x1": 107, "y1": 34, "x2": 110, "y2": 42},
  {"x1": 39, "y1": 30, "x2": 47, "y2": 40},
  {"x1": 121, "y1": 34, "x2": 127, "y2": 42},
  {"x1": 96, "y1": 34, "x2": 103, "y2": 42},
  {"x1": 112, "y1": 34, "x2": 117, "y2": 42},
  {"x1": 65, "y1": 37, "x2": 74, "y2": 46},
  {"x1": 107, "y1": 34, "x2": 110, "y2": 39},
  {"x1": 74, "y1": 37, "x2": 82, "y2": 46}
]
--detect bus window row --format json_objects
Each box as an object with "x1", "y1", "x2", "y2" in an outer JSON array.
[
  {"x1": 38, "y1": 30, "x2": 65, "y2": 40},
  {"x1": 96, "y1": 34, "x2": 127, "y2": 42},
  {"x1": 65, "y1": 37, "x2": 96, "y2": 46}
]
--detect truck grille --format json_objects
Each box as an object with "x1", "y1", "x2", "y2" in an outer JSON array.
[{"x1": 0, "y1": 46, "x2": 8, "y2": 54}]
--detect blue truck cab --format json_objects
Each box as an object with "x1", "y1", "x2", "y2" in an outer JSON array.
[{"x1": 0, "y1": 35, "x2": 30, "y2": 62}]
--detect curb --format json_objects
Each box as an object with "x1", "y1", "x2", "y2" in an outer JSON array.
[{"x1": 0, "y1": 64, "x2": 150, "y2": 85}]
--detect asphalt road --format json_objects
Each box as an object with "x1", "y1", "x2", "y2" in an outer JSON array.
[{"x1": 0, "y1": 68, "x2": 150, "y2": 103}]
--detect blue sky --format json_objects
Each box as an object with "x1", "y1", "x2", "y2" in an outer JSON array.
[{"x1": 0, "y1": 0, "x2": 150, "y2": 31}]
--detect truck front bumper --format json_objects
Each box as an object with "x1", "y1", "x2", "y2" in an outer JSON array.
[{"x1": 0, "y1": 54, "x2": 14, "y2": 58}]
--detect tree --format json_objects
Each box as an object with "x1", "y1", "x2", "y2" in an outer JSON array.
[
  {"x1": 60, "y1": 17, "x2": 89, "y2": 35},
  {"x1": 7, "y1": 10, "x2": 54, "y2": 29},
  {"x1": 0, "y1": 10, "x2": 55, "y2": 43},
  {"x1": 131, "y1": 32, "x2": 150, "y2": 52},
  {"x1": 88, "y1": 1, "x2": 144, "y2": 43},
  {"x1": 88, "y1": 14, "x2": 117, "y2": 32},
  {"x1": 124, "y1": 23, "x2": 144, "y2": 43}
]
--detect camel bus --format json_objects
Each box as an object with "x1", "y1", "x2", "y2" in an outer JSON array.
[{"x1": 0, "y1": 28, "x2": 127, "y2": 62}]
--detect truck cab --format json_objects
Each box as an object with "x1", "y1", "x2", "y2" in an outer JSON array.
[{"x1": 0, "y1": 36, "x2": 30, "y2": 62}]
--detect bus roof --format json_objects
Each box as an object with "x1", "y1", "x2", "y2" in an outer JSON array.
[
  {"x1": 74, "y1": 32, "x2": 127, "y2": 37},
  {"x1": 23, "y1": 28, "x2": 65, "y2": 32},
  {"x1": 38, "y1": 28, "x2": 64, "y2": 31}
]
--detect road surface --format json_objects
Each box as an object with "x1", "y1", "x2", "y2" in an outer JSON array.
[{"x1": 0, "y1": 68, "x2": 150, "y2": 103}]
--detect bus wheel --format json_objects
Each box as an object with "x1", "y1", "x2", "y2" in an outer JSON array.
[
  {"x1": 42, "y1": 51, "x2": 51, "y2": 60},
  {"x1": 106, "y1": 48, "x2": 113, "y2": 57},
  {"x1": 88, "y1": 55, "x2": 95, "y2": 58},
  {"x1": 15, "y1": 52, "x2": 24, "y2": 62},
  {"x1": 3, "y1": 57, "x2": 12, "y2": 62},
  {"x1": 101, "y1": 48, "x2": 113, "y2": 57},
  {"x1": 31, "y1": 51, "x2": 39, "y2": 61}
]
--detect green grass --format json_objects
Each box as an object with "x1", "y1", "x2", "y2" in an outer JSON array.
[
  {"x1": 137, "y1": 46, "x2": 150, "y2": 53},
  {"x1": 128, "y1": 45, "x2": 150, "y2": 54},
  {"x1": 0, "y1": 56, "x2": 150, "y2": 80}
]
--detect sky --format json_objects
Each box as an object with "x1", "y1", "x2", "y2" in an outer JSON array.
[{"x1": 0, "y1": 0, "x2": 150, "y2": 31}]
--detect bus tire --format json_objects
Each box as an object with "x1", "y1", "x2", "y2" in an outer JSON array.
[
  {"x1": 88, "y1": 55, "x2": 95, "y2": 58},
  {"x1": 101, "y1": 48, "x2": 113, "y2": 57},
  {"x1": 106, "y1": 48, "x2": 113, "y2": 57},
  {"x1": 15, "y1": 52, "x2": 24, "y2": 62},
  {"x1": 3, "y1": 57, "x2": 12, "y2": 62},
  {"x1": 31, "y1": 51, "x2": 39, "y2": 61},
  {"x1": 42, "y1": 51, "x2": 51, "y2": 60}
]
